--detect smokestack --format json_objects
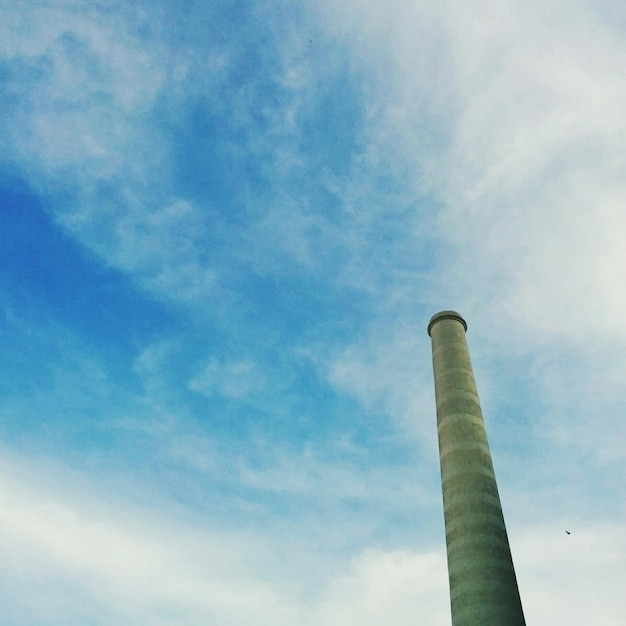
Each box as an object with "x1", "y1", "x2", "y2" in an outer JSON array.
[{"x1": 428, "y1": 311, "x2": 525, "y2": 626}]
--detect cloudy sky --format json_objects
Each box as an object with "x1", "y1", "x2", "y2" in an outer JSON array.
[{"x1": 1, "y1": 0, "x2": 625, "y2": 623}]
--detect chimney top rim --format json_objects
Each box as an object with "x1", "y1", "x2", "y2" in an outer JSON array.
[{"x1": 427, "y1": 311, "x2": 467, "y2": 336}]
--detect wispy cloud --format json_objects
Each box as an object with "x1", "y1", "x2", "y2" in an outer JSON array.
[
  {"x1": 189, "y1": 357, "x2": 265, "y2": 399},
  {"x1": 0, "y1": 456, "x2": 300, "y2": 626},
  {"x1": 0, "y1": 449, "x2": 453, "y2": 626}
]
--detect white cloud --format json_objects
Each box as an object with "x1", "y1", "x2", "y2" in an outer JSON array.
[
  {"x1": 232, "y1": 445, "x2": 435, "y2": 515},
  {"x1": 327, "y1": 322, "x2": 437, "y2": 445},
  {"x1": 0, "y1": 460, "x2": 300, "y2": 626},
  {"x1": 1, "y1": 450, "x2": 623, "y2": 625},
  {"x1": 311, "y1": 0, "x2": 626, "y2": 471},
  {"x1": 515, "y1": 523, "x2": 626, "y2": 625},
  {"x1": 1, "y1": 2, "x2": 166, "y2": 179},
  {"x1": 315, "y1": 0, "x2": 626, "y2": 346},
  {"x1": 109, "y1": 200, "x2": 216, "y2": 302},
  {"x1": 189, "y1": 357, "x2": 266, "y2": 399},
  {"x1": 0, "y1": 452, "x2": 451, "y2": 626},
  {"x1": 434, "y1": 0, "x2": 626, "y2": 343},
  {"x1": 307, "y1": 548, "x2": 449, "y2": 626},
  {"x1": 7, "y1": 0, "x2": 626, "y2": 335},
  {"x1": 0, "y1": 3, "x2": 223, "y2": 307}
]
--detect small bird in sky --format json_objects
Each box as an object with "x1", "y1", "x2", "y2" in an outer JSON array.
[{"x1": 565, "y1": 530, "x2": 571, "y2": 535}]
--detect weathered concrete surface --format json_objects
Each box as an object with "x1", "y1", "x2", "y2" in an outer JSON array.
[{"x1": 428, "y1": 311, "x2": 525, "y2": 626}]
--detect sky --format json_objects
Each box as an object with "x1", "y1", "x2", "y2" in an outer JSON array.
[{"x1": 1, "y1": 0, "x2": 625, "y2": 624}]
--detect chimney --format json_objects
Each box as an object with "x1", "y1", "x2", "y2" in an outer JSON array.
[{"x1": 428, "y1": 311, "x2": 525, "y2": 625}]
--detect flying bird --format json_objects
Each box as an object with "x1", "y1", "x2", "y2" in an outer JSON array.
[{"x1": 565, "y1": 530, "x2": 571, "y2": 535}]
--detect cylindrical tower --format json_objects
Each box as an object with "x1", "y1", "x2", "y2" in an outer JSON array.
[{"x1": 428, "y1": 311, "x2": 525, "y2": 626}]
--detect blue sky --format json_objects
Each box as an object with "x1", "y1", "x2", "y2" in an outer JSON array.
[{"x1": 1, "y1": 0, "x2": 625, "y2": 623}]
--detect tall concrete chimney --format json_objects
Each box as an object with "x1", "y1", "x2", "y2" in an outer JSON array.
[{"x1": 428, "y1": 311, "x2": 525, "y2": 626}]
